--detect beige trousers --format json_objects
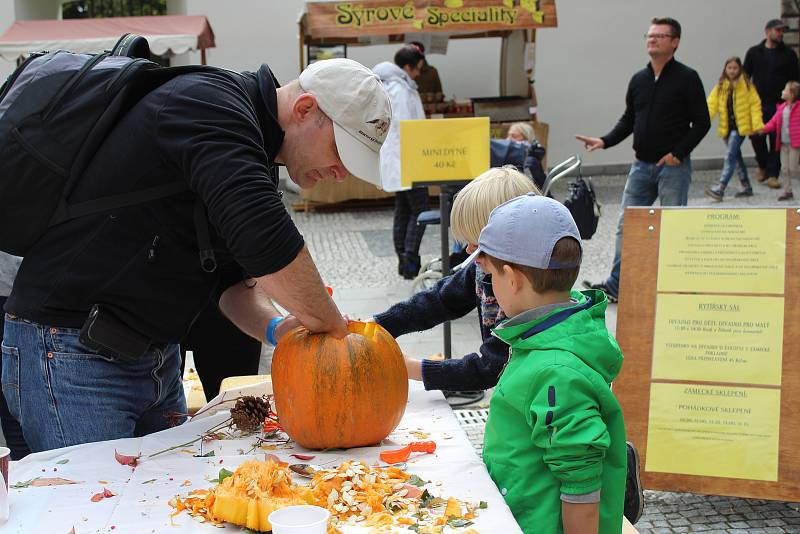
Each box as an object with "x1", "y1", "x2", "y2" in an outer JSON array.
[{"x1": 780, "y1": 145, "x2": 800, "y2": 193}]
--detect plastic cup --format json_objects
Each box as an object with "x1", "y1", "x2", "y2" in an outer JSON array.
[{"x1": 268, "y1": 505, "x2": 330, "y2": 534}]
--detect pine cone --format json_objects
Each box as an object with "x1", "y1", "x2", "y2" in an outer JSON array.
[{"x1": 231, "y1": 396, "x2": 270, "y2": 432}]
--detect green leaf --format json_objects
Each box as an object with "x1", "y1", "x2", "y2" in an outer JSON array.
[
  {"x1": 447, "y1": 518, "x2": 474, "y2": 528},
  {"x1": 384, "y1": 500, "x2": 403, "y2": 513},
  {"x1": 142, "y1": 479, "x2": 157, "y2": 484},
  {"x1": 11, "y1": 478, "x2": 38, "y2": 489},
  {"x1": 56, "y1": 459, "x2": 69, "y2": 465},
  {"x1": 479, "y1": 500, "x2": 488, "y2": 509},
  {"x1": 407, "y1": 474, "x2": 426, "y2": 487},
  {"x1": 408, "y1": 524, "x2": 421, "y2": 533},
  {"x1": 420, "y1": 489, "x2": 433, "y2": 507},
  {"x1": 217, "y1": 468, "x2": 234, "y2": 484},
  {"x1": 194, "y1": 450, "x2": 215, "y2": 458}
]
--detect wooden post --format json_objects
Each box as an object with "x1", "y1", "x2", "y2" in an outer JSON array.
[{"x1": 200, "y1": 48, "x2": 207, "y2": 65}]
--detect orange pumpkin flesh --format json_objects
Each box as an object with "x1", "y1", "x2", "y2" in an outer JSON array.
[{"x1": 272, "y1": 321, "x2": 408, "y2": 449}]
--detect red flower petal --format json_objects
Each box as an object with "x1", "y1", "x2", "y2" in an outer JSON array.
[
  {"x1": 114, "y1": 449, "x2": 141, "y2": 468},
  {"x1": 103, "y1": 488, "x2": 116, "y2": 498},
  {"x1": 90, "y1": 492, "x2": 105, "y2": 502},
  {"x1": 290, "y1": 454, "x2": 315, "y2": 461}
]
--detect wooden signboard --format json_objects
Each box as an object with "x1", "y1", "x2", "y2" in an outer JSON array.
[
  {"x1": 306, "y1": 0, "x2": 557, "y2": 39},
  {"x1": 614, "y1": 207, "x2": 800, "y2": 501}
]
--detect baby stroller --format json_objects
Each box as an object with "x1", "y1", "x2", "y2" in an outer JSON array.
[{"x1": 411, "y1": 154, "x2": 600, "y2": 294}]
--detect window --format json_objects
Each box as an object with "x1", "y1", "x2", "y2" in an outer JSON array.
[
  {"x1": 62, "y1": 0, "x2": 170, "y2": 65},
  {"x1": 62, "y1": 0, "x2": 166, "y2": 19}
]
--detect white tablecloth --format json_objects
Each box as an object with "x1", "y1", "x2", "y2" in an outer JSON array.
[{"x1": 0, "y1": 383, "x2": 521, "y2": 533}]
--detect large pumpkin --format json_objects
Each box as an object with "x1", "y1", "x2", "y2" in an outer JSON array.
[{"x1": 272, "y1": 321, "x2": 408, "y2": 449}]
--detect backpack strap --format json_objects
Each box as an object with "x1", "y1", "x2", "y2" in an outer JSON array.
[
  {"x1": 51, "y1": 182, "x2": 188, "y2": 225},
  {"x1": 111, "y1": 33, "x2": 151, "y2": 59}
]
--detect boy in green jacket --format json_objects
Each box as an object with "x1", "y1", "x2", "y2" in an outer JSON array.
[{"x1": 477, "y1": 193, "x2": 626, "y2": 534}]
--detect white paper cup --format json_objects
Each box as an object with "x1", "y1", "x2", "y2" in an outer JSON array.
[{"x1": 268, "y1": 505, "x2": 330, "y2": 534}]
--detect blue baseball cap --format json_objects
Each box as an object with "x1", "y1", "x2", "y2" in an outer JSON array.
[{"x1": 478, "y1": 193, "x2": 582, "y2": 269}]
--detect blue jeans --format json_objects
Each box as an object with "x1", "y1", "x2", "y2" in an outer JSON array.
[
  {"x1": 1, "y1": 315, "x2": 186, "y2": 452},
  {"x1": 606, "y1": 157, "x2": 692, "y2": 295},
  {"x1": 719, "y1": 130, "x2": 750, "y2": 188},
  {"x1": 0, "y1": 298, "x2": 29, "y2": 460}
]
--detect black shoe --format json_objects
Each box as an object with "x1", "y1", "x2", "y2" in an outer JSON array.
[
  {"x1": 624, "y1": 441, "x2": 644, "y2": 524},
  {"x1": 734, "y1": 188, "x2": 753, "y2": 198},
  {"x1": 704, "y1": 186, "x2": 723, "y2": 201},
  {"x1": 581, "y1": 280, "x2": 618, "y2": 303}
]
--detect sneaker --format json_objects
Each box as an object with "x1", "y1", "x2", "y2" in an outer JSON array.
[
  {"x1": 581, "y1": 280, "x2": 618, "y2": 303},
  {"x1": 624, "y1": 441, "x2": 645, "y2": 524},
  {"x1": 766, "y1": 177, "x2": 781, "y2": 189},
  {"x1": 704, "y1": 186, "x2": 723, "y2": 201},
  {"x1": 756, "y1": 168, "x2": 767, "y2": 182},
  {"x1": 778, "y1": 191, "x2": 794, "y2": 201},
  {"x1": 734, "y1": 188, "x2": 754, "y2": 198}
]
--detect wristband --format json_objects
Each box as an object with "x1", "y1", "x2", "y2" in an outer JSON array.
[{"x1": 266, "y1": 316, "x2": 284, "y2": 346}]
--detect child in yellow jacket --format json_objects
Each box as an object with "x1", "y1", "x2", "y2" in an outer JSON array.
[{"x1": 704, "y1": 57, "x2": 764, "y2": 201}]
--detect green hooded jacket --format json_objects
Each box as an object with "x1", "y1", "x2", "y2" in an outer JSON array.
[{"x1": 482, "y1": 289, "x2": 626, "y2": 534}]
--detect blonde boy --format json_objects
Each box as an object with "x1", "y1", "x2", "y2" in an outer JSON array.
[{"x1": 374, "y1": 166, "x2": 538, "y2": 389}]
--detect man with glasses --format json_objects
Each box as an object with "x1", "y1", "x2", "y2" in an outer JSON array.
[
  {"x1": 745, "y1": 19, "x2": 799, "y2": 188},
  {"x1": 575, "y1": 17, "x2": 709, "y2": 302}
]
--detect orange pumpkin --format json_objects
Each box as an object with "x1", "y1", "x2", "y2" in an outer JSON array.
[{"x1": 272, "y1": 321, "x2": 408, "y2": 449}]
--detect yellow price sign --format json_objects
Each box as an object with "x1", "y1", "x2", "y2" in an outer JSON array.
[{"x1": 400, "y1": 117, "x2": 490, "y2": 187}]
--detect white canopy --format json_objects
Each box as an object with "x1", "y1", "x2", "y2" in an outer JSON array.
[{"x1": 0, "y1": 15, "x2": 215, "y2": 61}]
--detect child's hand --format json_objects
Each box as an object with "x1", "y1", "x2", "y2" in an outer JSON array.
[{"x1": 404, "y1": 356, "x2": 423, "y2": 381}]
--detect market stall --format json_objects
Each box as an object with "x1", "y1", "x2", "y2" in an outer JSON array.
[
  {"x1": 296, "y1": 0, "x2": 556, "y2": 208},
  {"x1": 0, "y1": 15, "x2": 215, "y2": 64}
]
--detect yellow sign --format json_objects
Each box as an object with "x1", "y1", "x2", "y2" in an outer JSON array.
[
  {"x1": 646, "y1": 383, "x2": 780, "y2": 481},
  {"x1": 657, "y1": 209, "x2": 786, "y2": 294},
  {"x1": 400, "y1": 117, "x2": 490, "y2": 186},
  {"x1": 652, "y1": 294, "x2": 784, "y2": 386}
]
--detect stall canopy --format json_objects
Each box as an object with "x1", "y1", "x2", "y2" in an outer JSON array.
[{"x1": 0, "y1": 15, "x2": 215, "y2": 61}]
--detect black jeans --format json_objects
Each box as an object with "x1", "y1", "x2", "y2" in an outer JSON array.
[
  {"x1": 751, "y1": 103, "x2": 780, "y2": 178},
  {"x1": 0, "y1": 296, "x2": 30, "y2": 460},
  {"x1": 180, "y1": 300, "x2": 262, "y2": 400},
  {"x1": 393, "y1": 187, "x2": 430, "y2": 271}
]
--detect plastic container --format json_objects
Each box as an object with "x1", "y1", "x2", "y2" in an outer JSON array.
[{"x1": 268, "y1": 505, "x2": 330, "y2": 534}]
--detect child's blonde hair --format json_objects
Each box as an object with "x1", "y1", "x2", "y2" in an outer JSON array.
[
  {"x1": 451, "y1": 166, "x2": 541, "y2": 245},
  {"x1": 507, "y1": 122, "x2": 536, "y2": 143},
  {"x1": 786, "y1": 81, "x2": 800, "y2": 102}
]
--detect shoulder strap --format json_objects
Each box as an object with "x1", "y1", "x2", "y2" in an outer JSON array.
[{"x1": 50, "y1": 182, "x2": 188, "y2": 226}]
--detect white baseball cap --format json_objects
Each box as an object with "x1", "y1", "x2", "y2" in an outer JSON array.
[{"x1": 299, "y1": 58, "x2": 392, "y2": 188}]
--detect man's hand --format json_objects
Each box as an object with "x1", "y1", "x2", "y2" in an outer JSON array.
[
  {"x1": 575, "y1": 134, "x2": 605, "y2": 152},
  {"x1": 274, "y1": 315, "x2": 302, "y2": 343},
  {"x1": 405, "y1": 356, "x2": 422, "y2": 381},
  {"x1": 219, "y1": 246, "x2": 348, "y2": 342},
  {"x1": 657, "y1": 153, "x2": 681, "y2": 166}
]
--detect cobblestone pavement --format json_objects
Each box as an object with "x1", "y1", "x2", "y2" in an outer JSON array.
[{"x1": 285, "y1": 167, "x2": 800, "y2": 533}]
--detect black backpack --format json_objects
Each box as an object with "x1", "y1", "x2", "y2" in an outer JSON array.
[
  {"x1": 563, "y1": 174, "x2": 601, "y2": 240},
  {"x1": 0, "y1": 34, "x2": 219, "y2": 268}
]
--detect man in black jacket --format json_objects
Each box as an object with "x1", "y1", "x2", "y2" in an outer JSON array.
[
  {"x1": 575, "y1": 17, "x2": 710, "y2": 301},
  {"x1": 2, "y1": 58, "x2": 391, "y2": 451},
  {"x1": 745, "y1": 18, "x2": 800, "y2": 187}
]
